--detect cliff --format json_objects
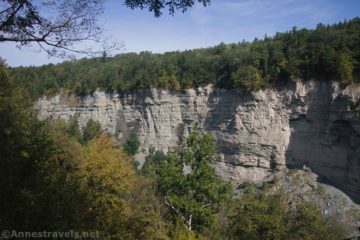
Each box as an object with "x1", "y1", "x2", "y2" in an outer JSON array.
[{"x1": 35, "y1": 80, "x2": 360, "y2": 203}]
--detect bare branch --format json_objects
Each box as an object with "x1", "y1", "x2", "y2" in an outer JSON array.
[
  {"x1": 164, "y1": 196, "x2": 192, "y2": 231},
  {"x1": 0, "y1": 0, "x2": 119, "y2": 58}
]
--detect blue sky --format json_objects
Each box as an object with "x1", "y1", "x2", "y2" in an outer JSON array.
[{"x1": 1, "y1": 0, "x2": 360, "y2": 67}]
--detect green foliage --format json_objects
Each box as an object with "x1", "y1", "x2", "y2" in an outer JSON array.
[
  {"x1": 237, "y1": 181, "x2": 258, "y2": 194},
  {"x1": 143, "y1": 128, "x2": 232, "y2": 231},
  {"x1": 82, "y1": 119, "x2": 102, "y2": 143},
  {"x1": 228, "y1": 192, "x2": 287, "y2": 240},
  {"x1": 125, "y1": 178, "x2": 171, "y2": 240},
  {"x1": 66, "y1": 117, "x2": 83, "y2": 142},
  {"x1": 142, "y1": 147, "x2": 168, "y2": 175},
  {"x1": 227, "y1": 191, "x2": 346, "y2": 240},
  {"x1": 124, "y1": 0, "x2": 211, "y2": 17},
  {"x1": 0, "y1": 63, "x2": 167, "y2": 237},
  {"x1": 123, "y1": 133, "x2": 141, "y2": 155},
  {"x1": 80, "y1": 135, "x2": 140, "y2": 239},
  {"x1": 337, "y1": 52, "x2": 354, "y2": 85},
  {"x1": 171, "y1": 220, "x2": 198, "y2": 240},
  {"x1": 0, "y1": 63, "x2": 86, "y2": 230},
  {"x1": 232, "y1": 65, "x2": 262, "y2": 91},
  {"x1": 0, "y1": 63, "x2": 351, "y2": 239},
  {"x1": 10, "y1": 18, "x2": 360, "y2": 97}
]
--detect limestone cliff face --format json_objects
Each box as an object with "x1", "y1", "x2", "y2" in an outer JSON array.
[{"x1": 35, "y1": 81, "x2": 360, "y2": 203}]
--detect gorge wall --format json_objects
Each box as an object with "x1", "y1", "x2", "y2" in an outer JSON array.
[{"x1": 35, "y1": 80, "x2": 360, "y2": 203}]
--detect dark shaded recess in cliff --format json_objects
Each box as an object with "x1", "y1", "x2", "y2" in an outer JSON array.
[{"x1": 285, "y1": 82, "x2": 360, "y2": 204}]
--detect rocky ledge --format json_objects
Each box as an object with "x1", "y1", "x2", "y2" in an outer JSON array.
[{"x1": 35, "y1": 80, "x2": 360, "y2": 204}]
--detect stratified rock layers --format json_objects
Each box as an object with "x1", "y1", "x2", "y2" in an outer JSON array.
[{"x1": 35, "y1": 81, "x2": 360, "y2": 203}]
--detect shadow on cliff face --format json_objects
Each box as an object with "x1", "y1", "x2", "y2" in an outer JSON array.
[
  {"x1": 204, "y1": 88, "x2": 243, "y2": 132},
  {"x1": 285, "y1": 81, "x2": 360, "y2": 204},
  {"x1": 204, "y1": 89, "x2": 251, "y2": 159}
]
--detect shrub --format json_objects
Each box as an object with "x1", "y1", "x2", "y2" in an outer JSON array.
[{"x1": 123, "y1": 133, "x2": 140, "y2": 155}]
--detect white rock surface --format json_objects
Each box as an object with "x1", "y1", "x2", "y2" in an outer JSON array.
[{"x1": 35, "y1": 80, "x2": 360, "y2": 203}]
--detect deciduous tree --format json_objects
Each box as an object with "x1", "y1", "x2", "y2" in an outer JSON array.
[{"x1": 144, "y1": 128, "x2": 232, "y2": 232}]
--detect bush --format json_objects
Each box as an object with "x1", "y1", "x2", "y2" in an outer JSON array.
[
  {"x1": 227, "y1": 192, "x2": 346, "y2": 240},
  {"x1": 66, "y1": 117, "x2": 83, "y2": 143},
  {"x1": 232, "y1": 65, "x2": 262, "y2": 91},
  {"x1": 123, "y1": 133, "x2": 140, "y2": 155},
  {"x1": 82, "y1": 119, "x2": 102, "y2": 143}
]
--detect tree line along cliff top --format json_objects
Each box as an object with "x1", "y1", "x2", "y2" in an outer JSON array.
[{"x1": 9, "y1": 17, "x2": 360, "y2": 98}]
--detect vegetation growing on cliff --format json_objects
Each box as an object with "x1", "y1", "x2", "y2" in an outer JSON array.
[
  {"x1": 9, "y1": 17, "x2": 360, "y2": 98},
  {"x1": 123, "y1": 133, "x2": 141, "y2": 156},
  {"x1": 0, "y1": 62, "x2": 349, "y2": 238}
]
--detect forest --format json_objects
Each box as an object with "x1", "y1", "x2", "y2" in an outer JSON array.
[
  {"x1": 0, "y1": 60, "x2": 348, "y2": 239},
  {"x1": 9, "y1": 18, "x2": 360, "y2": 98},
  {"x1": 2, "y1": 12, "x2": 360, "y2": 238}
]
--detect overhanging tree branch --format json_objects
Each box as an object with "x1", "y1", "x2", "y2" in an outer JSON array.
[
  {"x1": 1, "y1": 0, "x2": 210, "y2": 58},
  {"x1": 124, "y1": 0, "x2": 211, "y2": 17},
  {"x1": 0, "y1": 0, "x2": 120, "y2": 58}
]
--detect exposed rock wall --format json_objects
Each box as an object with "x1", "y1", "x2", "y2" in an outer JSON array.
[{"x1": 35, "y1": 81, "x2": 360, "y2": 203}]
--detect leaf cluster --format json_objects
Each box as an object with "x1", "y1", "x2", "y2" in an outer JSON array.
[
  {"x1": 10, "y1": 18, "x2": 360, "y2": 98},
  {"x1": 226, "y1": 191, "x2": 347, "y2": 240},
  {"x1": 124, "y1": 0, "x2": 210, "y2": 17},
  {"x1": 143, "y1": 128, "x2": 232, "y2": 232}
]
